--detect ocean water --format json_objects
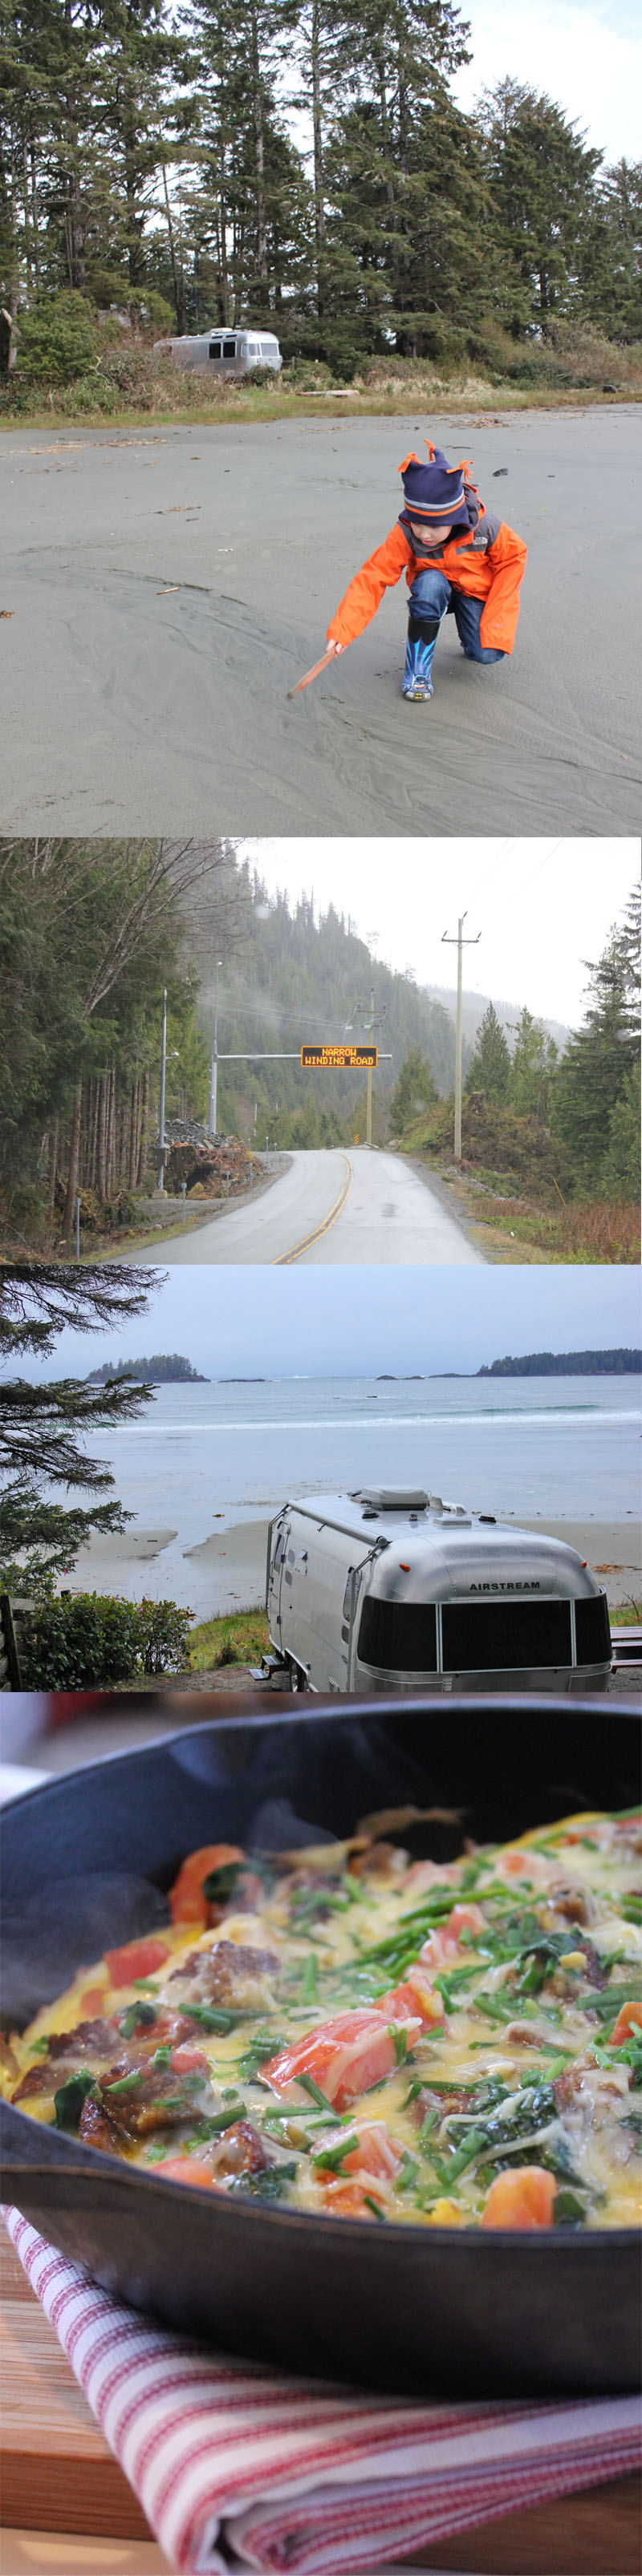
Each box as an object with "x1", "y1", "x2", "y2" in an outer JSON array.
[{"x1": 72, "y1": 1374, "x2": 641, "y2": 1616}]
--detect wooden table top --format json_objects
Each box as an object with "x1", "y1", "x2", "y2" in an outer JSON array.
[{"x1": 1, "y1": 2229, "x2": 639, "y2": 2573}]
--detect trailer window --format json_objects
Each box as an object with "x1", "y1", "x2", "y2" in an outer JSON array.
[
  {"x1": 441, "y1": 1598, "x2": 572, "y2": 1671},
  {"x1": 223, "y1": 338, "x2": 237, "y2": 357},
  {"x1": 357, "y1": 1597, "x2": 437, "y2": 1671},
  {"x1": 575, "y1": 1594, "x2": 611, "y2": 1663},
  {"x1": 209, "y1": 341, "x2": 221, "y2": 358}
]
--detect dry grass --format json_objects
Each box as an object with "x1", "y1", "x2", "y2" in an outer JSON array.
[
  {"x1": 455, "y1": 1185, "x2": 640, "y2": 1264},
  {"x1": 187, "y1": 1606, "x2": 268, "y2": 1671},
  {"x1": 2, "y1": 330, "x2": 640, "y2": 432}
]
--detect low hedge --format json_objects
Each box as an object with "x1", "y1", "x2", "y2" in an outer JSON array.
[{"x1": 18, "y1": 1591, "x2": 193, "y2": 1688}]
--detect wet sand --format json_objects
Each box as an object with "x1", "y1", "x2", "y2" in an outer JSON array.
[
  {"x1": 67, "y1": 1513, "x2": 272, "y2": 1618},
  {"x1": 2, "y1": 408, "x2": 640, "y2": 836},
  {"x1": 67, "y1": 1513, "x2": 640, "y2": 1618}
]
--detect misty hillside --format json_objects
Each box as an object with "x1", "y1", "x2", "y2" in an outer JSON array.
[
  {"x1": 189, "y1": 863, "x2": 457, "y2": 1144},
  {"x1": 181, "y1": 859, "x2": 567, "y2": 1149},
  {"x1": 425, "y1": 986, "x2": 570, "y2": 1051}
]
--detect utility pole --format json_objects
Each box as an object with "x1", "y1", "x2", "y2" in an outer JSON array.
[
  {"x1": 366, "y1": 986, "x2": 375, "y2": 1148},
  {"x1": 157, "y1": 986, "x2": 168, "y2": 1191},
  {"x1": 350, "y1": 989, "x2": 387, "y2": 1147},
  {"x1": 209, "y1": 958, "x2": 222, "y2": 1140},
  {"x1": 441, "y1": 916, "x2": 481, "y2": 1162}
]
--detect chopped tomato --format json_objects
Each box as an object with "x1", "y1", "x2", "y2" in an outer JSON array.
[
  {"x1": 610, "y1": 2001, "x2": 642, "y2": 2047},
  {"x1": 169, "y1": 1844, "x2": 246, "y2": 1927},
  {"x1": 480, "y1": 2166, "x2": 557, "y2": 2230},
  {"x1": 321, "y1": 2177, "x2": 385, "y2": 2218},
  {"x1": 78, "y1": 1984, "x2": 108, "y2": 2015},
  {"x1": 382, "y1": 1968, "x2": 444, "y2": 2030},
  {"x1": 419, "y1": 1901, "x2": 486, "y2": 1972},
  {"x1": 169, "y1": 2043, "x2": 209, "y2": 2073},
  {"x1": 156, "y1": 2157, "x2": 216, "y2": 2188},
  {"x1": 264, "y1": 2006, "x2": 421, "y2": 2110},
  {"x1": 103, "y1": 1936, "x2": 170, "y2": 1989},
  {"x1": 341, "y1": 2121, "x2": 401, "y2": 2184},
  {"x1": 318, "y1": 2124, "x2": 400, "y2": 2217},
  {"x1": 446, "y1": 1902, "x2": 486, "y2": 1942}
]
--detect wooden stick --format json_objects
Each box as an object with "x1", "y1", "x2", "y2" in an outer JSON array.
[{"x1": 287, "y1": 646, "x2": 338, "y2": 699}]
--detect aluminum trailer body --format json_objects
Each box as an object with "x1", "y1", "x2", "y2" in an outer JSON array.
[
  {"x1": 263, "y1": 1488, "x2": 612, "y2": 1695},
  {"x1": 154, "y1": 329, "x2": 282, "y2": 376}
]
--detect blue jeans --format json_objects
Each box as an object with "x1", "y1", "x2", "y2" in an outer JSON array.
[{"x1": 403, "y1": 566, "x2": 506, "y2": 694}]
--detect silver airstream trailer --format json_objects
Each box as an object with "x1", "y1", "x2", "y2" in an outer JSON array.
[
  {"x1": 154, "y1": 329, "x2": 282, "y2": 378},
  {"x1": 260, "y1": 1488, "x2": 612, "y2": 1695}
]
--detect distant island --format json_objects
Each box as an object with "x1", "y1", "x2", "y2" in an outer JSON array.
[
  {"x1": 477, "y1": 1349, "x2": 641, "y2": 1378},
  {"x1": 87, "y1": 1354, "x2": 209, "y2": 1384}
]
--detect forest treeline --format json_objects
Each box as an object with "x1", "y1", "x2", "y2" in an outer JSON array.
[
  {"x1": 87, "y1": 1352, "x2": 208, "y2": 1380},
  {"x1": 0, "y1": 836, "x2": 459, "y2": 1243},
  {"x1": 391, "y1": 885, "x2": 640, "y2": 1211},
  {"x1": 0, "y1": 838, "x2": 638, "y2": 1255},
  {"x1": 477, "y1": 1349, "x2": 641, "y2": 1377},
  {"x1": 2, "y1": 0, "x2": 641, "y2": 386},
  {"x1": 0, "y1": 835, "x2": 244, "y2": 1244}
]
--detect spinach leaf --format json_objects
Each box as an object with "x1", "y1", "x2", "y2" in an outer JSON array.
[{"x1": 54, "y1": 2068, "x2": 97, "y2": 2130}]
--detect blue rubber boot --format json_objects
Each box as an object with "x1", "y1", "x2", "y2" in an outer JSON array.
[{"x1": 402, "y1": 615, "x2": 437, "y2": 700}]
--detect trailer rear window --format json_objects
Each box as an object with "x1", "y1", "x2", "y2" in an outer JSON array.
[
  {"x1": 441, "y1": 1598, "x2": 572, "y2": 1672},
  {"x1": 575, "y1": 1593, "x2": 611, "y2": 1664},
  {"x1": 357, "y1": 1598, "x2": 437, "y2": 1671}
]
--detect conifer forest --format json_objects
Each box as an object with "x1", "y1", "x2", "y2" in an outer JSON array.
[{"x1": 2, "y1": 0, "x2": 640, "y2": 383}]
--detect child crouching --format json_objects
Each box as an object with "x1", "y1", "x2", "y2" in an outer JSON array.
[{"x1": 326, "y1": 442, "x2": 527, "y2": 700}]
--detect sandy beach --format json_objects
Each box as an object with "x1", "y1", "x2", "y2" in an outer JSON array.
[
  {"x1": 3, "y1": 409, "x2": 640, "y2": 837},
  {"x1": 67, "y1": 1512, "x2": 640, "y2": 1618}
]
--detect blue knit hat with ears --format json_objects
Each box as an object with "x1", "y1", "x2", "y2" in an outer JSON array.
[{"x1": 399, "y1": 440, "x2": 472, "y2": 529}]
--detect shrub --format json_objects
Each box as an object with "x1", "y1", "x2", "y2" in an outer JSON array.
[
  {"x1": 242, "y1": 363, "x2": 281, "y2": 388},
  {"x1": 15, "y1": 291, "x2": 100, "y2": 383},
  {"x1": 18, "y1": 1591, "x2": 193, "y2": 1687}
]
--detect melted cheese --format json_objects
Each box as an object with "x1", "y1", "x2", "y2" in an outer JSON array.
[{"x1": 4, "y1": 1811, "x2": 641, "y2": 2230}]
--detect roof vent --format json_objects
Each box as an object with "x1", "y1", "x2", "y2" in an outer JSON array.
[{"x1": 350, "y1": 1488, "x2": 429, "y2": 1513}]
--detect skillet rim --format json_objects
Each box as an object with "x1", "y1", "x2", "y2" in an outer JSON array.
[{"x1": 2, "y1": 1691, "x2": 640, "y2": 2254}]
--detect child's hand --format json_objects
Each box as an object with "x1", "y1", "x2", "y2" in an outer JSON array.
[{"x1": 327, "y1": 637, "x2": 343, "y2": 655}]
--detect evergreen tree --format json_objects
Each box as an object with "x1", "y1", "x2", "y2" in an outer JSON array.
[
  {"x1": 599, "y1": 1058, "x2": 641, "y2": 1201},
  {"x1": 552, "y1": 890, "x2": 640, "y2": 1179},
  {"x1": 477, "y1": 79, "x2": 602, "y2": 332},
  {"x1": 0, "y1": 1263, "x2": 158, "y2": 1589},
  {"x1": 579, "y1": 160, "x2": 642, "y2": 344},
  {"x1": 509, "y1": 1005, "x2": 557, "y2": 1120},
  {"x1": 389, "y1": 1044, "x2": 438, "y2": 1130},
  {"x1": 465, "y1": 1000, "x2": 510, "y2": 1103},
  {"x1": 0, "y1": 836, "x2": 242, "y2": 1241}
]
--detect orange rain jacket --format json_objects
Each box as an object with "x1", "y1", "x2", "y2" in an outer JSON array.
[{"x1": 327, "y1": 472, "x2": 527, "y2": 658}]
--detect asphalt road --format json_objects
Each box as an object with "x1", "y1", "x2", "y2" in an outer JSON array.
[
  {"x1": 2, "y1": 407, "x2": 640, "y2": 836},
  {"x1": 133, "y1": 1147, "x2": 482, "y2": 1265}
]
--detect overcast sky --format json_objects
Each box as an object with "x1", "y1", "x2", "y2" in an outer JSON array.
[
  {"x1": 24, "y1": 1266, "x2": 641, "y2": 1384},
  {"x1": 238, "y1": 839, "x2": 639, "y2": 1031},
  {"x1": 451, "y1": 0, "x2": 641, "y2": 165}
]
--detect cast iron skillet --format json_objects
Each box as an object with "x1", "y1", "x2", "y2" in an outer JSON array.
[{"x1": 2, "y1": 1695, "x2": 640, "y2": 2398}]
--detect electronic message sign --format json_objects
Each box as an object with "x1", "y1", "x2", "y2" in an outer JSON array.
[{"x1": 301, "y1": 1044, "x2": 378, "y2": 1069}]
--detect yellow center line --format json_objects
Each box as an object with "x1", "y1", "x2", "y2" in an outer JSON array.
[{"x1": 272, "y1": 1155, "x2": 353, "y2": 1265}]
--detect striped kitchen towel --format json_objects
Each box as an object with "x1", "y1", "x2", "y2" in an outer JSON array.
[{"x1": 2, "y1": 2207, "x2": 640, "y2": 2576}]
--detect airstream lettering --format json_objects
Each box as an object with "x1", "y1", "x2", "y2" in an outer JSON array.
[{"x1": 260, "y1": 1488, "x2": 612, "y2": 1695}]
